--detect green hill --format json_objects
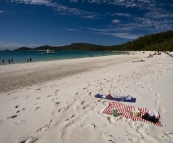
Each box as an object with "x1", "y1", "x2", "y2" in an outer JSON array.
[
  {"x1": 15, "y1": 47, "x2": 32, "y2": 51},
  {"x1": 111, "y1": 30, "x2": 173, "y2": 51},
  {"x1": 58, "y1": 43, "x2": 103, "y2": 51},
  {"x1": 15, "y1": 30, "x2": 173, "y2": 51}
]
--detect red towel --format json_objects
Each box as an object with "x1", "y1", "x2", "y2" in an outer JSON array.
[{"x1": 102, "y1": 102, "x2": 165, "y2": 127}]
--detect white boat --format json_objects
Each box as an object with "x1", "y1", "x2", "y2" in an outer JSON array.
[{"x1": 45, "y1": 49, "x2": 56, "y2": 54}]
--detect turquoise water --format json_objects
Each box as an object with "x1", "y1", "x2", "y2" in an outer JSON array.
[{"x1": 0, "y1": 50, "x2": 125, "y2": 64}]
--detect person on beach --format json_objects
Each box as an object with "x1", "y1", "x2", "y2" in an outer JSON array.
[
  {"x1": 27, "y1": 58, "x2": 29, "y2": 62},
  {"x1": 11, "y1": 58, "x2": 14, "y2": 64},
  {"x1": 8, "y1": 59, "x2": 10, "y2": 64},
  {"x1": 30, "y1": 58, "x2": 32, "y2": 62},
  {"x1": 2, "y1": 59, "x2": 4, "y2": 65}
]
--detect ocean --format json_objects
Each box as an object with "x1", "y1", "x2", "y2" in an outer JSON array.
[{"x1": 0, "y1": 50, "x2": 126, "y2": 64}]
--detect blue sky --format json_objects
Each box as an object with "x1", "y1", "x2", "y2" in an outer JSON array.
[{"x1": 0, "y1": 0, "x2": 173, "y2": 50}]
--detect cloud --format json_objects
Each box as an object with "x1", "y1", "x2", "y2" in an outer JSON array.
[
  {"x1": 88, "y1": 29, "x2": 142, "y2": 39},
  {"x1": 69, "y1": 0, "x2": 78, "y2": 2},
  {"x1": 110, "y1": 33, "x2": 142, "y2": 39},
  {"x1": 112, "y1": 19, "x2": 120, "y2": 23},
  {"x1": 145, "y1": 11, "x2": 171, "y2": 19},
  {"x1": 88, "y1": 26, "x2": 143, "y2": 39},
  {"x1": 107, "y1": 0, "x2": 157, "y2": 10},
  {"x1": 10, "y1": 0, "x2": 101, "y2": 19},
  {"x1": 64, "y1": 28, "x2": 78, "y2": 31},
  {"x1": 112, "y1": 12, "x2": 131, "y2": 17},
  {"x1": 9, "y1": 0, "x2": 173, "y2": 22},
  {"x1": 11, "y1": 0, "x2": 52, "y2": 6},
  {"x1": 134, "y1": 16, "x2": 173, "y2": 31}
]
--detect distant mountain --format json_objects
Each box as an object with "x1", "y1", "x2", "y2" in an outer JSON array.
[
  {"x1": 57, "y1": 43, "x2": 103, "y2": 51},
  {"x1": 15, "y1": 30, "x2": 173, "y2": 51},
  {"x1": 34, "y1": 45, "x2": 57, "y2": 50},
  {"x1": 15, "y1": 43, "x2": 103, "y2": 51},
  {"x1": 4, "y1": 49, "x2": 10, "y2": 51},
  {"x1": 15, "y1": 47, "x2": 32, "y2": 51}
]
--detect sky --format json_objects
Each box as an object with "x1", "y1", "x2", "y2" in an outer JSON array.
[{"x1": 0, "y1": 0, "x2": 173, "y2": 50}]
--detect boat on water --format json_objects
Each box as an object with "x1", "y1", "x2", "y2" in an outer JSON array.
[{"x1": 45, "y1": 49, "x2": 56, "y2": 54}]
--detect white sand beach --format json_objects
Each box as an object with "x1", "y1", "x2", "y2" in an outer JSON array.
[{"x1": 0, "y1": 52, "x2": 173, "y2": 143}]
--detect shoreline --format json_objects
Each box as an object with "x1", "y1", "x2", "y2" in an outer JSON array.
[
  {"x1": 0, "y1": 53, "x2": 144, "y2": 93},
  {"x1": 0, "y1": 50, "x2": 124, "y2": 65}
]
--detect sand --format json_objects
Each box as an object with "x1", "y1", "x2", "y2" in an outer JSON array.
[{"x1": 0, "y1": 52, "x2": 173, "y2": 143}]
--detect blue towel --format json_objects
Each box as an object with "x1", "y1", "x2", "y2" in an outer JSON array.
[{"x1": 95, "y1": 94, "x2": 136, "y2": 102}]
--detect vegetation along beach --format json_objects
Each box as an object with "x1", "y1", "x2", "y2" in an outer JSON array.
[{"x1": 1, "y1": 0, "x2": 173, "y2": 143}]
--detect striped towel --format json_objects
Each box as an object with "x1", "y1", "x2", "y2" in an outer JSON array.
[{"x1": 101, "y1": 102, "x2": 165, "y2": 127}]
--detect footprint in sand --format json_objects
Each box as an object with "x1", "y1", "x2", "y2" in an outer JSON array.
[
  {"x1": 88, "y1": 84, "x2": 91, "y2": 86},
  {"x1": 162, "y1": 132, "x2": 173, "y2": 140},
  {"x1": 118, "y1": 116, "x2": 126, "y2": 122},
  {"x1": 65, "y1": 115, "x2": 75, "y2": 121},
  {"x1": 137, "y1": 127, "x2": 159, "y2": 143},
  {"x1": 30, "y1": 107, "x2": 40, "y2": 112},
  {"x1": 0, "y1": 119, "x2": 5, "y2": 125},
  {"x1": 146, "y1": 84, "x2": 151, "y2": 87},
  {"x1": 14, "y1": 119, "x2": 26, "y2": 125},
  {"x1": 25, "y1": 95, "x2": 30, "y2": 99},
  {"x1": 54, "y1": 102, "x2": 60, "y2": 106},
  {"x1": 7, "y1": 115, "x2": 18, "y2": 119},
  {"x1": 128, "y1": 121, "x2": 136, "y2": 128},
  {"x1": 91, "y1": 124, "x2": 96, "y2": 128},
  {"x1": 155, "y1": 93, "x2": 161, "y2": 98},
  {"x1": 159, "y1": 106, "x2": 166, "y2": 112},
  {"x1": 148, "y1": 88, "x2": 152, "y2": 91},
  {"x1": 14, "y1": 105, "x2": 20, "y2": 109},
  {"x1": 102, "y1": 101, "x2": 106, "y2": 104},
  {"x1": 103, "y1": 133, "x2": 116, "y2": 143},
  {"x1": 107, "y1": 117, "x2": 116, "y2": 124},
  {"x1": 58, "y1": 107, "x2": 65, "y2": 113},
  {"x1": 83, "y1": 104, "x2": 90, "y2": 110},
  {"x1": 94, "y1": 102, "x2": 97, "y2": 105},
  {"x1": 81, "y1": 101, "x2": 84, "y2": 105},
  {"x1": 16, "y1": 110, "x2": 20, "y2": 113},
  {"x1": 35, "y1": 88, "x2": 41, "y2": 90},
  {"x1": 18, "y1": 136, "x2": 38, "y2": 143},
  {"x1": 13, "y1": 97, "x2": 18, "y2": 99},
  {"x1": 89, "y1": 92, "x2": 92, "y2": 96},
  {"x1": 108, "y1": 140, "x2": 116, "y2": 143},
  {"x1": 118, "y1": 88, "x2": 125, "y2": 92},
  {"x1": 154, "y1": 99, "x2": 160, "y2": 105},
  {"x1": 36, "y1": 120, "x2": 53, "y2": 132}
]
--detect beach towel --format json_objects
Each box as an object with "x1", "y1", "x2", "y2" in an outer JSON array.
[
  {"x1": 95, "y1": 94, "x2": 136, "y2": 102},
  {"x1": 101, "y1": 102, "x2": 165, "y2": 127}
]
